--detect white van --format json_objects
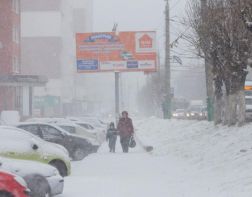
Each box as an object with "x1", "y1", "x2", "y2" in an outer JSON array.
[{"x1": 0, "y1": 111, "x2": 20, "y2": 125}]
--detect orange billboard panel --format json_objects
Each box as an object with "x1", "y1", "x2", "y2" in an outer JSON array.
[{"x1": 76, "y1": 31, "x2": 157, "y2": 73}]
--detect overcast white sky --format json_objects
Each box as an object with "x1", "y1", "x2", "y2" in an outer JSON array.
[
  {"x1": 90, "y1": 0, "x2": 206, "y2": 111},
  {"x1": 93, "y1": 0, "x2": 189, "y2": 63}
]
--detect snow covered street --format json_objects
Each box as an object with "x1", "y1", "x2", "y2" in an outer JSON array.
[
  {"x1": 60, "y1": 144, "x2": 215, "y2": 197},
  {"x1": 55, "y1": 117, "x2": 252, "y2": 197}
]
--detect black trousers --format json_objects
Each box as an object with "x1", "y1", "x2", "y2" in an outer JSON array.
[
  {"x1": 108, "y1": 136, "x2": 117, "y2": 152},
  {"x1": 120, "y1": 136, "x2": 130, "y2": 153}
]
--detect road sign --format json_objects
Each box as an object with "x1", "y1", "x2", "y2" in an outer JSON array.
[{"x1": 76, "y1": 31, "x2": 158, "y2": 73}]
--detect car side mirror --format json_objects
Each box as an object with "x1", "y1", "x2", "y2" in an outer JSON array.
[{"x1": 32, "y1": 144, "x2": 39, "y2": 151}]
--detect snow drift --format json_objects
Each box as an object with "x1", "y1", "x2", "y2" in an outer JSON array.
[{"x1": 136, "y1": 117, "x2": 252, "y2": 197}]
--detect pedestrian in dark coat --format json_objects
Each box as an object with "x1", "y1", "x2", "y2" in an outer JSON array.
[
  {"x1": 106, "y1": 122, "x2": 117, "y2": 153},
  {"x1": 117, "y1": 111, "x2": 134, "y2": 153}
]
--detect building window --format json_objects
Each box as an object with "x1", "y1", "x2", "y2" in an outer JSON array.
[
  {"x1": 12, "y1": 56, "x2": 20, "y2": 74},
  {"x1": 14, "y1": 87, "x2": 22, "y2": 112},
  {"x1": 12, "y1": 25, "x2": 20, "y2": 43},
  {"x1": 12, "y1": 0, "x2": 20, "y2": 14},
  {"x1": 12, "y1": 0, "x2": 15, "y2": 11},
  {"x1": 16, "y1": 25, "x2": 20, "y2": 43}
]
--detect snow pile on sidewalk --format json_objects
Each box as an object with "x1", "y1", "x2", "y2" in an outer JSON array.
[{"x1": 136, "y1": 117, "x2": 252, "y2": 197}]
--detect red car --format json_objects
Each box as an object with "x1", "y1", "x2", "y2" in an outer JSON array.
[{"x1": 0, "y1": 170, "x2": 30, "y2": 197}]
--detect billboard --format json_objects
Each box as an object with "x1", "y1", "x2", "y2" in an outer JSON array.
[{"x1": 76, "y1": 31, "x2": 157, "y2": 73}]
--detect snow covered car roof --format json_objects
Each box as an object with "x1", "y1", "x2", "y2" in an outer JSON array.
[
  {"x1": 0, "y1": 126, "x2": 70, "y2": 160},
  {"x1": 16, "y1": 122, "x2": 70, "y2": 136},
  {"x1": 0, "y1": 157, "x2": 59, "y2": 178}
]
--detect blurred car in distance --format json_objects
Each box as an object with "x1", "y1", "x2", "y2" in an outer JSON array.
[
  {"x1": 186, "y1": 105, "x2": 205, "y2": 120},
  {"x1": 172, "y1": 109, "x2": 186, "y2": 119},
  {"x1": 54, "y1": 122, "x2": 101, "y2": 146}
]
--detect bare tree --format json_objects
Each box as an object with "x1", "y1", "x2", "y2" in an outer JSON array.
[
  {"x1": 188, "y1": 0, "x2": 252, "y2": 126},
  {"x1": 137, "y1": 72, "x2": 165, "y2": 117}
]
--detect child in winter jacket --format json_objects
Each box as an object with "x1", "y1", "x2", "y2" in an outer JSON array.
[{"x1": 106, "y1": 122, "x2": 118, "y2": 153}]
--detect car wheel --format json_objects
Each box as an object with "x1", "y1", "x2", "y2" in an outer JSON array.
[
  {"x1": 73, "y1": 147, "x2": 87, "y2": 161},
  {"x1": 23, "y1": 174, "x2": 50, "y2": 197},
  {"x1": 49, "y1": 160, "x2": 67, "y2": 177},
  {"x1": 0, "y1": 191, "x2": 14, "y2": 197}
]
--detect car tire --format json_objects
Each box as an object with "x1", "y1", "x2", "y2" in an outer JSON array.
[
  {"x1": 49, "y1": 160, "x2": 67, "y2": 177},
  {"x1": 0, "y1": 191, "x2": 14, "y2": 197},
  {"x1": 72, "y1": 147, "x2": 88, "y2": 161},
  {"x1": 23, "y1": 174, "x2": 50, "y2": 197}
]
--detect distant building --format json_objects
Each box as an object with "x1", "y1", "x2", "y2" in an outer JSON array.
[
  {"x1": 0, "y1": 0, "x2": 47, "y2": 117},
  {"x1": 0, "y1": 0, "x2": 21, "y2": 113},
  {"x1": 21, "y1": 0, "x2": 93, "y2": 116}
]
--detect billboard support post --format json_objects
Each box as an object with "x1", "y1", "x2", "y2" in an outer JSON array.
[{"x1": 115, "y1": 72, "x2": 120, "y2": 124}]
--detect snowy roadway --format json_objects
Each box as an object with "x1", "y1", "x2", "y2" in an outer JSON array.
[
  {"x1": 57, "y1": 117, "x2": 252, "y2": 197},
  {"x1": 58, "y1": 141, "x2": 216, "y2": 197}
]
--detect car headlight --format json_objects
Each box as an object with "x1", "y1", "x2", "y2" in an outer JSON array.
[
  {"x1": 14, "y1": 176, "x2": 27, "y2": 188},
  {"x1": 191, "y1": 113, "x2": 195, "y2": 116},
  {"x1": 186, "y1": 113, "x2": 190, "y2": 117}
]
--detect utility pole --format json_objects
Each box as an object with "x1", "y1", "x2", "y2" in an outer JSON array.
[
  {"x1": 163, "y1": 0, "x2": 172, "y2": 119},
  {"x1": 112, "y1": 23, "x2": 120, "y2": 124},
  {"x1": 201, "y1": 0, "x2": 214, "y2": 121},
  {"x1": 115, "y1": 72, "x2": 120, "y2": 124}
]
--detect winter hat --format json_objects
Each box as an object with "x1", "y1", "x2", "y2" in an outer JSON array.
[{"x1": 122, "y1": 111, "x2": 128, "y2": 116}]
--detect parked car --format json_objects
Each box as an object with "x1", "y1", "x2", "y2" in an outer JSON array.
[
  {"x1": 54, "y1": 122, "x2": 101, "y2": 146},
  {"x1": 74, "y1": 121, "x2": 106, "y2": 144},
  {"x1": 0, "y1": 126, "x2": 71, "y2": 177},
  {"x1": 0, "y1": 170, "x2": 30, "y2": 197},
  {"x1": 65, "y1": 118, "x2": 106, "y2": 143},
  {"x1": 0, "y1": 157, "x2": 64, "y2": 197},
  {"x1": 17, "y1": 123, "x2": 98, "y2": 161},
  {"x1": 70, "y1": 117, "x2": 107, "y2": 130},
  {"x1": 25, "y1": 117, "x2": 106, "y2": 145}
]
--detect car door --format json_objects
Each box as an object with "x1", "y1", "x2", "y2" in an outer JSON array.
[
  {"x1": 39, "y1": 125, "x2": 66, "y2": 147},
  {"x1": 0, "y1": 128, "x2": 42, "y2": 161}
]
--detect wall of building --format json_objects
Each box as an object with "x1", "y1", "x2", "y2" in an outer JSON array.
[
  {"x1": 0, "y1": 0, "x2": 21, "y2": 74},
  {"x1": 0, "y1": 0, "x2": 22, "y2": 113},
  {"x1": 21, "y1": 37, "x2": 61, "y2": 78},
  {"x1": 21, "y1": 0, "x2": 61, "y2": 11},
  {"x1": 20, "y1": 0, "x2": 93, "y2": 116}
]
